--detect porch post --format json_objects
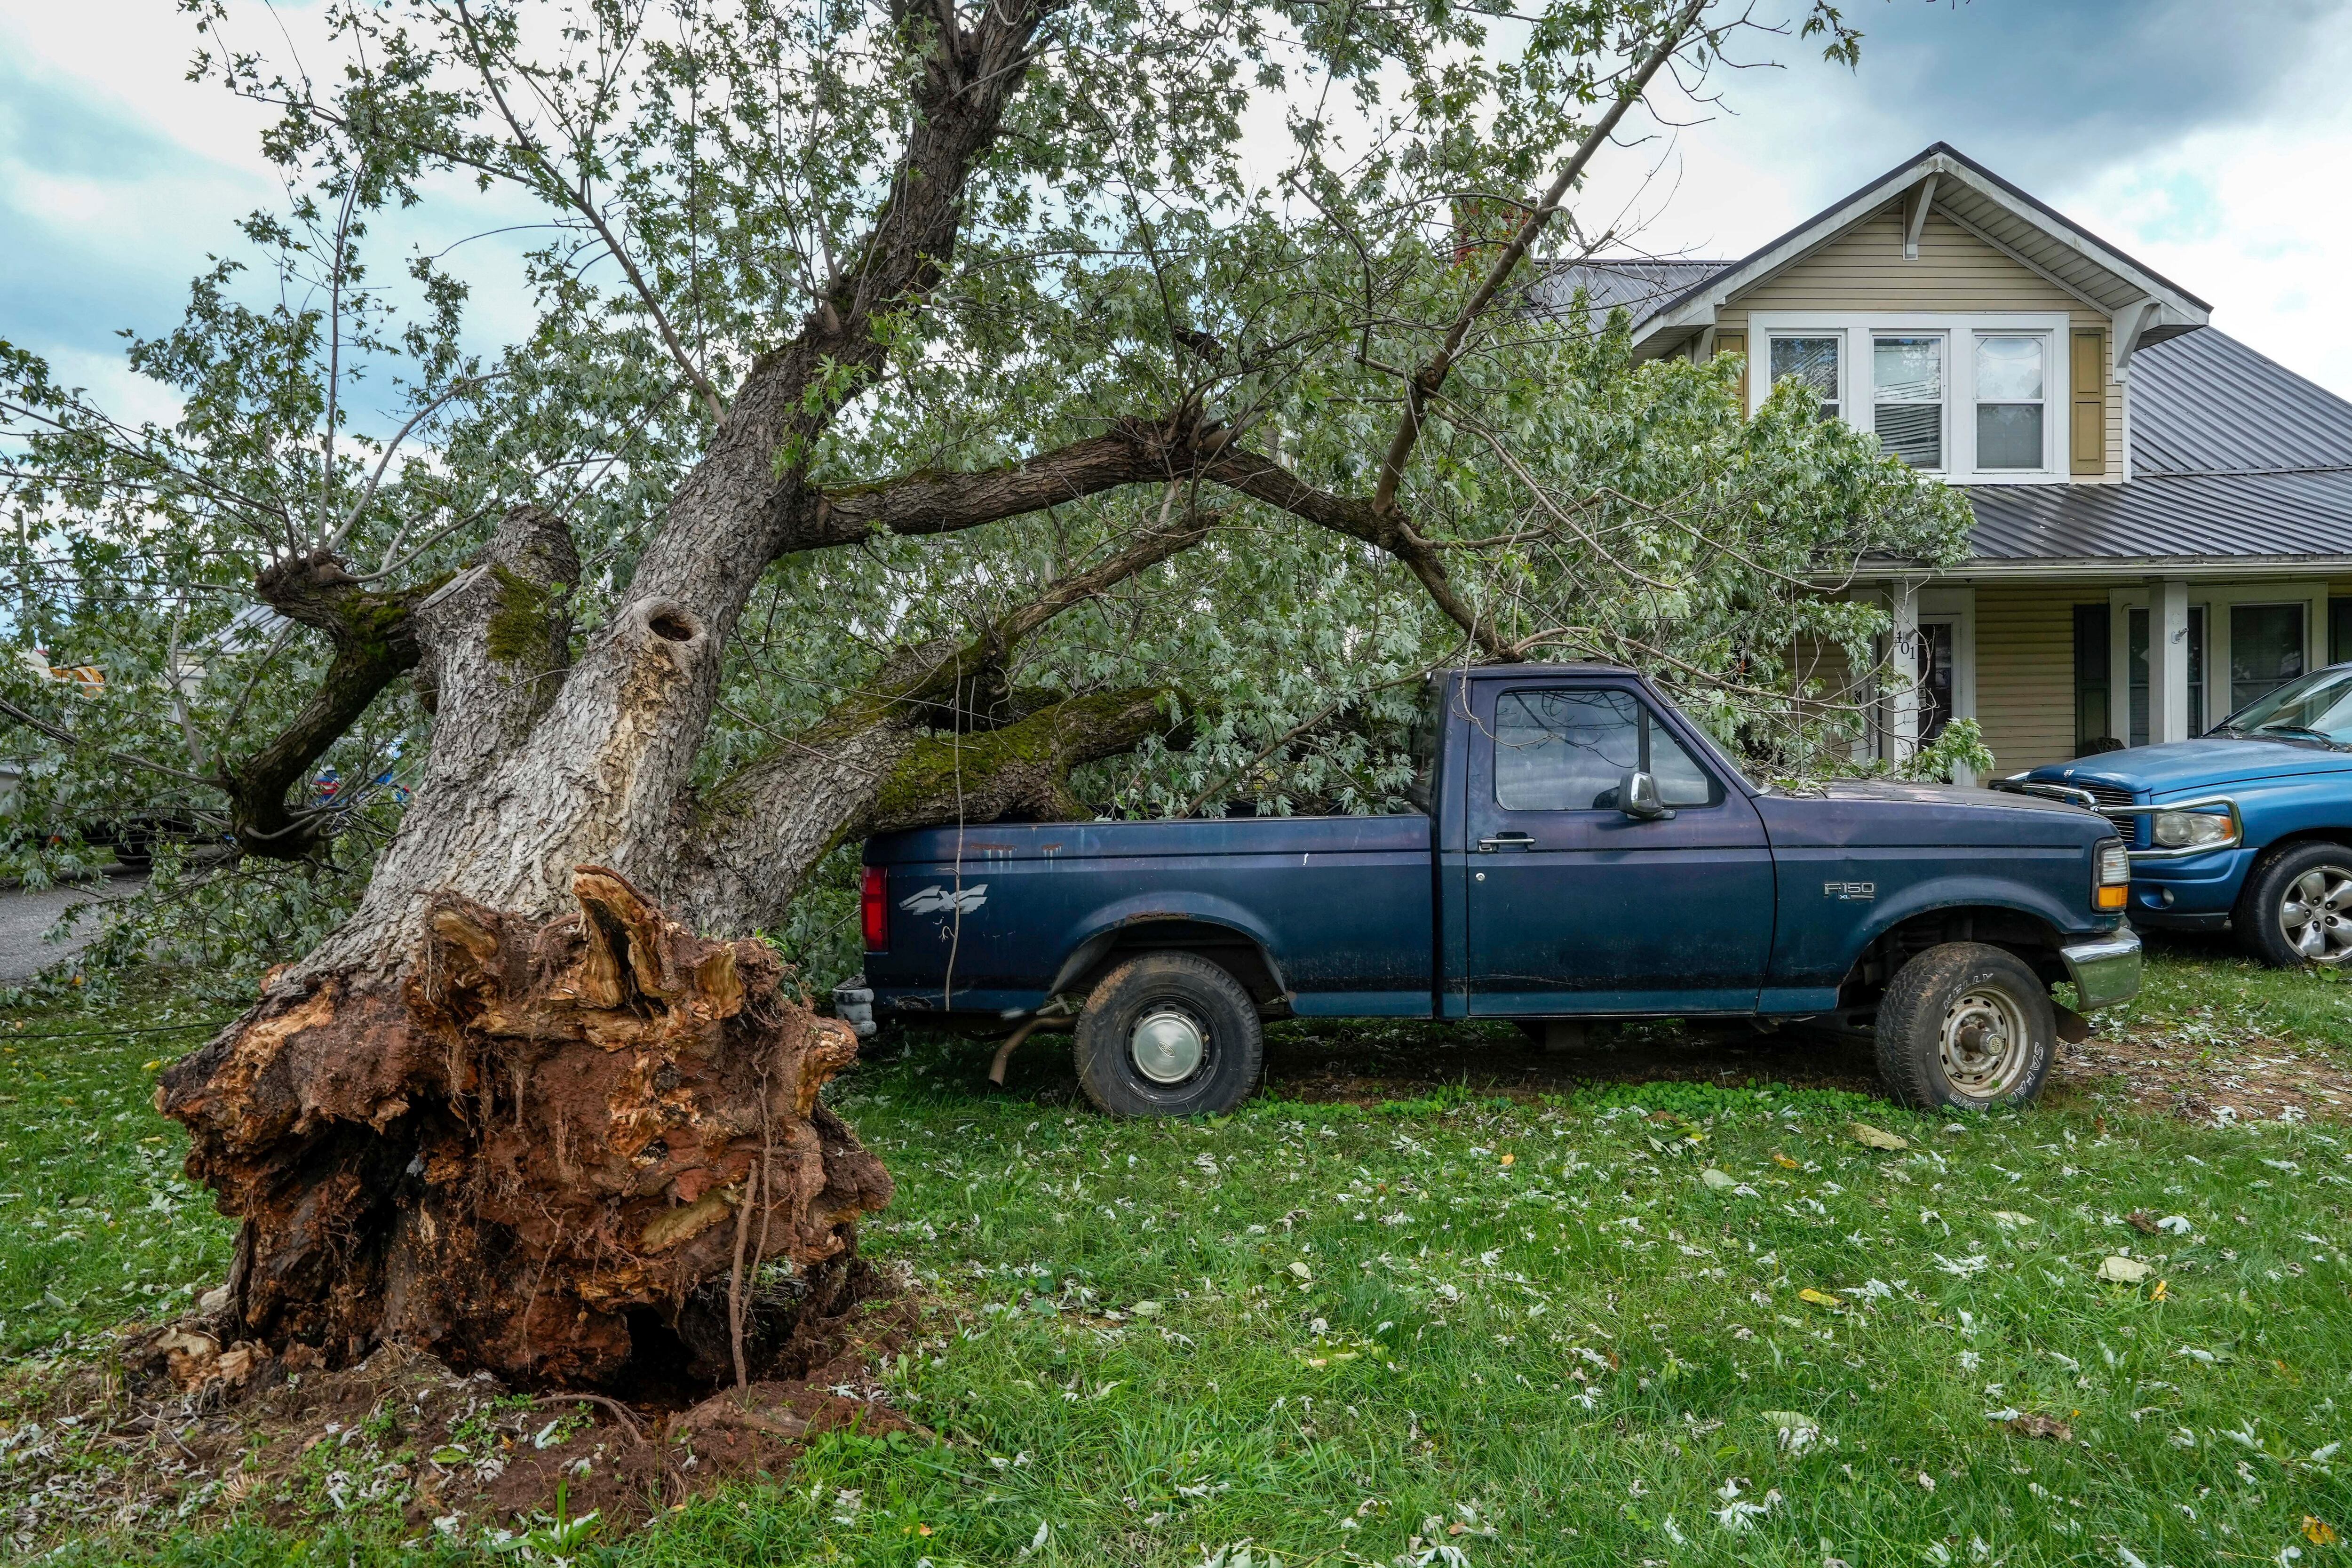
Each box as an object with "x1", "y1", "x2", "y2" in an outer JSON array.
[
  {"x1": 2150, "y1": 577, "x2": 2191, "y2": 743},
  {"x1": 1887, "y1": 580, "x2": 1922, "y2": 765}
]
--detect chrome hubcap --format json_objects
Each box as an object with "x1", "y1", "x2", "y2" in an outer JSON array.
[
  {"x1": 1130, "y1": 1008, "x2": 1207, "y2": 1085},
  {"x1": 1939, "y1": 987, "x2": 2030, "y2": 1098},
  {"x1": 2281, "y1": 865, "x2": 2352, "y2": 964}
]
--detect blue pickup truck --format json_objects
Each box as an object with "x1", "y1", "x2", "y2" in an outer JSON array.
[
  {"x1": 2010, "y1": 662, "x2": 2352, "y2": 968},
  {"x1": 856, "y1": 663, "x2": 2139, "y2": 1117}
]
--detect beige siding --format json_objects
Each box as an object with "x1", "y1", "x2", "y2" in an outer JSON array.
[
  {"x1": 1974, "y1": 581, "x2": 2107, "y2": 774},
  {"x1": 1707, "y1": 208, "x2": 2123, "y2": 482}
]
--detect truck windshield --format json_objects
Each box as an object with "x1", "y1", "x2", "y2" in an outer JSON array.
[{"x1": 2212, "y1": 666, "x2": 2352, "y2": 748}]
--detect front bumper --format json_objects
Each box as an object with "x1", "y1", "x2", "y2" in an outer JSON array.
[{"x1": 2060, "y1": 929, "x2": 2142, "y2": 1011}]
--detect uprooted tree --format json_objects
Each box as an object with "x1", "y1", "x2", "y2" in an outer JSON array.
[{"x1": 0, "y1": 0, "x2": 1974, "y2": 1386}]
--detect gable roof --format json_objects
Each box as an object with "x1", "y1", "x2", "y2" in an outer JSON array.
[
  {"x1": 1965, "y1": 330, "x2": 2352, "y2": 567},
  {"x1": 1543, "y1": 143, "x2": 2210, "y2": 357}
]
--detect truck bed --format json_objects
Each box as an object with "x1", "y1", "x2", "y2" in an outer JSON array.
[{"x1": 862, "y1": 814, "x2": 1434, "y2": 1018}]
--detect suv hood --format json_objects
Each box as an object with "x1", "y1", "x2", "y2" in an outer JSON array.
[{"x1": 2025, "y1": 737, "x2": 2352, "y2": 796}]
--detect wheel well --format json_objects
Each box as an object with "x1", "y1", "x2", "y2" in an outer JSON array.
[
  {"x1": 2244, "y1": 828, "x2": 2352, "y2": 870},
  {"x1": 1057, "y1": 919, "x2": 1286, "y2": 1010},
  {"x1": 1841, "y1": 906, "x2": 2068, "y2": 1006}
]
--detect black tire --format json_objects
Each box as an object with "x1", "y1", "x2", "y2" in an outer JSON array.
[
  {"x1": 1073, "y1": 952, "x2": 1262, "y2": 1117},
  {"x1": 1874, "y1": 942, "x2": 2056, "y2": 1112},
  {"x1": 2234, "y1": 841, "x2": 2352, "y2": 969}
]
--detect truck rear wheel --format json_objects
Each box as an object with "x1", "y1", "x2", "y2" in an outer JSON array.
[
  {"x1": 1073, "y1": 952, "x2": 1262, "y2": 1117},
  {"x1": 1874, "y1": 942, "x2": 2055, "y2": 1111},
  {"x1": 2235, "y1": 841, "x2": 2352, "y2": 968}
]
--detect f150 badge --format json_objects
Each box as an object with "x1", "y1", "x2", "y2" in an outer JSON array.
[
  {"x1": 1823, "y1": 880, "x2": 1875, "y2": 901},
  {"x1": 900, "y1": 883, "x2": 989, "y2": 915}
]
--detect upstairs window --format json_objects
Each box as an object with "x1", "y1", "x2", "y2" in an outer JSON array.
[
  {"x1": 1873, "y1": 335, "x2": 1944, "y2": 468},
  {"x1": 1975, "y1": 334, "x2": 2047, "y2": 469},
  {"x1": 1769, "y1": 336, "x2": 1840, "y2": 420}
]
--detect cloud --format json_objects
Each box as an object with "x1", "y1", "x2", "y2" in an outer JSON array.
[{"x1": 0, "y1": 0, "x2": 542, "y2": 428}]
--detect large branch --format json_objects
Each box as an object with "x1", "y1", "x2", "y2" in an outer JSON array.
[
  {"x1": 222, "y1": 551, "x2": 436, "y2": 860},
  {"x1": 667, "y1": 515, "x2": 1213, "y2": 936},
  {"x1": 810, "y1": 418, "x2": 1504, "y2": 654},
  {"x1": 813, "y1": 418, "x2": 1232, "y2": 545},
  {"x1": 1369, "y1": 0, "x2": 1710, "y2": 517}
]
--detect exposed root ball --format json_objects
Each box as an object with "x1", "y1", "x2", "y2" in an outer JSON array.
[{"x1": 157, "y1": 867, "x2": 893, "y2": 1387}]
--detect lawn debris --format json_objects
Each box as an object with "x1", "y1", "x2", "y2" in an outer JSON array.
[
  {"x1": 2098, "y1": 1255, "x2": 2154, "y2": 1284},
  {"x1": 2005, "y1": 1412, "x2": 2073, "y2": 1442},
  {"x1": 2125, "y1": 1210, "x2": 2161, "y2": 1235},
  {"x1": 1848, "y1": 1122, "x2": 1908, "y2": 1152}
]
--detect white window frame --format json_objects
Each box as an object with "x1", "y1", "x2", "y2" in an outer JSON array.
[
  {"x1": 1763, "y1": 332, "x2": 1845, "y2": 422},
  {"x1": 1867, "y1": 331, "x2": 1949, "y2": 474},
  {"x1": 1747, "y1": 312, "x2": 2072, "y2": 484},
  {"x1": 2106, "y1": 580, "x2": 2328, "y2": 737}
]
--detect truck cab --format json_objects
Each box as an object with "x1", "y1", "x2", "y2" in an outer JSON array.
[{"x1": 858, "y1": 665, "x2": 2139, "y2": 1116}]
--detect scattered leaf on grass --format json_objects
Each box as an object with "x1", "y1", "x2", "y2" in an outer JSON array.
[
  {"x1": 1849, "y1": 1122, "x2": 1908, "y2": 1152},
  {"x1": 1701, "y1": 1169, "x2": 1736, "y2": 1191},
  {"x1": 1131, "y1": 1301, "x2": 1162, "y2": 1318},
  {"x1": 2126, "y1": 1210, "x2": 2160, "y2": 1235},
  {"x1": 2006, "y1": 1413, "x2": 2072, "y2": 1442},
  {"x1": 1773, "y1": 1154, "x2": 1801, "y2": 1170},
  {"x1": 2099, "y1": 1256, "x2": 2154, "y2": 1284},
  {"x1": 1287, "y1": 1262, "x2": 1311, "y2": 1281},
  {"x1": 2306, "y1": 1517, "x2": 2339, "y2": 1546},
  {"x1": 1797, "y1": 1289, "x2": 1842, "y2": 1308}
]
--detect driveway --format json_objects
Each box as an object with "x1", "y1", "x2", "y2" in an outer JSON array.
[{"x1": 0, "y1": 870, "x2": 143, "y2": 982}]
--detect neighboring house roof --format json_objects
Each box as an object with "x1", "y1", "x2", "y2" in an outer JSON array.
[
  {"x1": 1966, "y1": 330, "x2": 2352, "y2": 566},
  {"x1": 1542, "y1": 143, "x2": 2211, "y2": 358},
  {"x1": 1523, "y1": 259, "x2": 1726, "y2": 331}
]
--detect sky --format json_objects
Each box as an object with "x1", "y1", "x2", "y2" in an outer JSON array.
[{"x1": 4, "y1": 0, "x2": 2351, "y2": 418}]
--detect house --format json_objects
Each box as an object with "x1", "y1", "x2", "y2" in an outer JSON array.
[{"x1": 1537, "y1": 143, "x2": 2352, "y2": 780}]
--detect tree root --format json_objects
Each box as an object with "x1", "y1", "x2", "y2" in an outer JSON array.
[{"x1": 156, "y1": 867, "x2": 892, "y2": 1388}]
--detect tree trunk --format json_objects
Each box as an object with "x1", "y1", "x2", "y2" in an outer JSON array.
[{"x1": 158, "y1": 866, "x2": 890, "y2": 1387}]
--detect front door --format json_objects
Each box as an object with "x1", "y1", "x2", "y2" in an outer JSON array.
[{"x1": 1464, "y1": 682, "x2": 1776, "y2": 1015}]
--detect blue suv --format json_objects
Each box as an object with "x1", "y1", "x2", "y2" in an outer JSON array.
[{"x1": 2006, "y1": 663, "x2": 2352, "y2": 967}]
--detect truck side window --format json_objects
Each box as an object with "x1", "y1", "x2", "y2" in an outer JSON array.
[
  {"x1": 1493, "y1": 689, "x2": 1718, "y2": 811},
  {"x1": 1405, "y1": 674, "x2": 1445, "y2": 813}
]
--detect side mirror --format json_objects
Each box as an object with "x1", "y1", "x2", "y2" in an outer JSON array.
[{"x1": 1619, "y1": 769, "x2": 1673, "y2": 821}]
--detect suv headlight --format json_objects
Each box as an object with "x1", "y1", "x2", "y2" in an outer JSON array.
[
  {"x1": 2151, "y1": 809, "x2": 2239, "y2": 850},
  {"x1": 2094, "y1": 840, "x2": 2130, "y2": 910}
]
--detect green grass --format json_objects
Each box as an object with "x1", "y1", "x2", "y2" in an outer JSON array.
[
  {"x1": 0, "y1": 991, "x2": 238, "y2": 1356},
  {"x1": 2118, "y1": 930, "x2": 2352, "y2": 1055},
  {"x1": 8, "y1": 974, "x2": 2352, "y2": 1565}
]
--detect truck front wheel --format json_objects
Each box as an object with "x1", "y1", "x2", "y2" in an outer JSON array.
[
  {"x1": 2235, "y1": 841, "x2": 2352, "y2": 968},
  {"x1": 1073, "y1": 952, "x2": 1263, "y2": 1117},
  {"x1": 1874, "y1": 942, "x2": 2055, "y2": 1111}
]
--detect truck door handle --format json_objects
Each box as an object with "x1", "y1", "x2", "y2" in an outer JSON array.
[{"x1": 1477, "y1": 832, "x2": 1535, "y2": 853}]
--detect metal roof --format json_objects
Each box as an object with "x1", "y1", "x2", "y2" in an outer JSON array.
[
  {"x1": 1961, "y1": 329, "x2": 2352, "y2": 565},
  {"x1": 2127, "y1": 328, "x2": 2352, "y2": 477},
  {"x1": 1526, "y1": 260, "x2": 1727, "y2": 331}
]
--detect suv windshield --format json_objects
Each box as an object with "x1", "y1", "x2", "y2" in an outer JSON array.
[{"x1": 2213, "y1": 665, "x2": 2352, "y2": 748}]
